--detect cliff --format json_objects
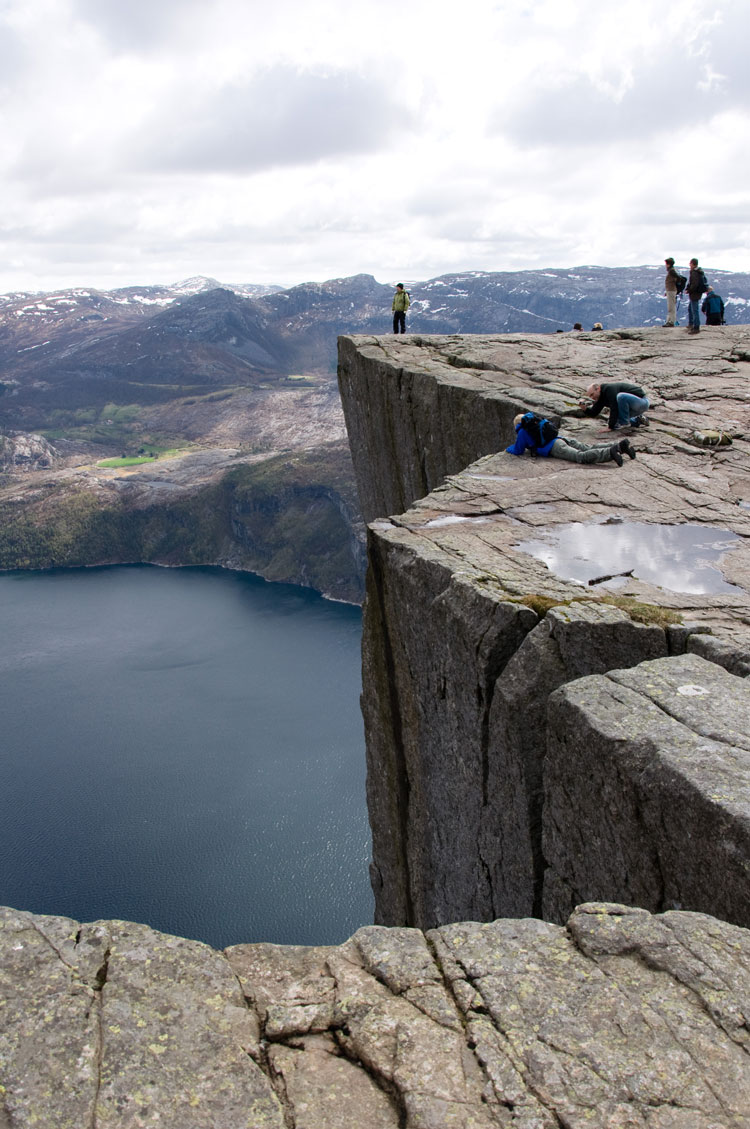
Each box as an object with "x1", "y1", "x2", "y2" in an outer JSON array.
[
  {"x1": 3, "y1": 901, "x2": 750, "y2": 1127},
  {"x1": 3, "y1": 326, "x2": 750, "y2": 1127},
  {"x1": 337, "y1": 328, "x2": 750, "y2": 930}
]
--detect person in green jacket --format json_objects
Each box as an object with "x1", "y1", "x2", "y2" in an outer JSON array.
[{"x1": 392, "y1": 283, "x2": 410, "y2": 334}]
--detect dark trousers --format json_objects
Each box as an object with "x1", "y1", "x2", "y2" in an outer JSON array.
[{"x1": 393, "y1": 311, "x2": 406, "y2": 333}]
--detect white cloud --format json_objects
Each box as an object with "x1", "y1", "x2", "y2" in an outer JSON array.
[
  {"x1": 0, "y1": 0, "x2": 748, "y2": 292},
  {"x1": 129, "y1": 67, "x2": 409, "y2": 174}
]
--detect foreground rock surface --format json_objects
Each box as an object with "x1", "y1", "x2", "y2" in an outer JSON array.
[{"x1": 2, "y1": 902, "x2": 750, "y2": 1128}]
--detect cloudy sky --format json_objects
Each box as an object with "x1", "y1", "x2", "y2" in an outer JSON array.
[{"x1": 1, "y1": 0, "x2": 748, "y2": 292}]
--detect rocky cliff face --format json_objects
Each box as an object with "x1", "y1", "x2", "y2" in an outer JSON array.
[
  {"x1": 3, "y1": 901, "x2": 750, "y2": 1128},
  {"x1": 0, "y1": 431, "x2": 58, "y2": 470},
  {"x1": 338, "y1": 328, "x2": 750, "y2": 931}
]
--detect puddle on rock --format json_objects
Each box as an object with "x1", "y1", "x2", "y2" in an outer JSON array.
[
  {"x1": 515, "y1": 521, "x2": 742, "y2": 594},
  {"x1": 424, "y1": 514, "x2": 491, "y2": 528}
]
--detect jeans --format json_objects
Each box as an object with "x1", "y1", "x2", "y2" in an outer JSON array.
[
  {"x1": 688, "y1": 298, "x2": 701, "y2": 329},
  {"x1": 616, "y1": 392, "x2": 649, "y2": 428},
  {"x1": 393, "y1": 311, "x2": 406, "y2": 333},
  {"x1": 549, "y1": 437, "x2": 616, "y2": 464}
]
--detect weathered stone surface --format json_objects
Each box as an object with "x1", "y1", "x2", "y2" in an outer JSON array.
[
  {"x1": 543, "y1": 653, "x2": 750, "y2": 926},
  {"x1": 0, "y1": 431, "x2": 58, "y2": 470},
  {"x1": 339, "y1": 330, "x2": 750, "y2": 930},
  {"x1": 0, "y1": 907, "x2": 284, "y2": 1129},
  {"x1": 484, "y1": 602, "x2": 668, "y2": 921},
  {"x1": 3, "y1": 903, "x2": 750, "y2": 1127}
]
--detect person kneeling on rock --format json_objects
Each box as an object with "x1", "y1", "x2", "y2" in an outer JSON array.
[{"x1": 506, "y1": 414, "x2": 635, "y2": 466}]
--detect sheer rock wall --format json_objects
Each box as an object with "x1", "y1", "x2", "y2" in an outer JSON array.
[{"x1": 338, "y1": 329, "x2": 750, "y2": 931}]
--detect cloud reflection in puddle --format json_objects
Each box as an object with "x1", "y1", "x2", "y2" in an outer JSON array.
[{"x1": 515, "y1": 521, "x2": 742, "y2": 594}]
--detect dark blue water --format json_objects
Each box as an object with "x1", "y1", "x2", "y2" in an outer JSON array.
[{"x1": 0, "y1": 565, "x2": 373, "y2": 949}]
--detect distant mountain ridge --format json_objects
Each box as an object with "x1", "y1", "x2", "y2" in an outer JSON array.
[{"x1": 2, "y1": 266, "x2": 748, "y2": 410}]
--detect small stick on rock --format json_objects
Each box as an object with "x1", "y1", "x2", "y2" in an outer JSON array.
[{"x1": 588, "y1": 568, "x2": 634, "y2": 586}]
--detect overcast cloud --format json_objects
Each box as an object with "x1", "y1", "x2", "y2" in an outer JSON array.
[{"x1": 0, "y1": 0, "x2": 748, "y2": 292}]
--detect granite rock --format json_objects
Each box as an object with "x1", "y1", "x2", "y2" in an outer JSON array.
[
  {"x1": 543, "y1": 653, "x2": 750, "y2": 926},
  {"x1": 339, "y1": 330, "x2": 750, "y2": 930},
  {"x1": 3, "y1": 903, "x2": 750, "y2": 1127}
]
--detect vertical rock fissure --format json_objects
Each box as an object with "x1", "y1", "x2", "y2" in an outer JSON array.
[
  {"x1": 368, "y1": 545, "x2": 415, "y2": 927},
  {"x1": 331, "y1": 1029, "x2": 408, "y2": 1129},
  {"x1": 224, "y1": 966, "x2": 294, "y2": 1125},
  {"x1": 427, "y1": 934, "x2": 567, "y2": 1128},
  {"x1": 478, "y1": 621, "x2": 523, "y2": 920},
  {"x1": 89, "y1": 947, "x2": 110, "y2": 1129}
]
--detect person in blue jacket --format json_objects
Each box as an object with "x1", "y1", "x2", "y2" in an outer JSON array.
[
  {"x1": 506, "y1": 415, "x2": 635, "y2": 466},
  {"x1": 701, "y1": 288, "x2": 725, "y2": 325}
]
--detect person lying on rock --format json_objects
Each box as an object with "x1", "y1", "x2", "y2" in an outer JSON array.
[
  {"x1": 578, "y1": 381, "x2": 650, "y2": 432},
  {"x1": 506, "y1": 414, "x2": 635, "y2": 466}
]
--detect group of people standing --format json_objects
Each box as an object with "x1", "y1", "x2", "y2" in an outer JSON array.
[{"x1": 664, "y1": 257, "x2": 725, "y2": 332}]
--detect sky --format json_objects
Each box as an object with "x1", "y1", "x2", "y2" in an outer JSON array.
[{"x1": 1, "y1": 0, "x2": 748, "y2": 293}]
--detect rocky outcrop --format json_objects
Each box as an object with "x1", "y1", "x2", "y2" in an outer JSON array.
[
  {"x1": 4, "y1": 326, "x2": 750, "y2": 1125},
  {"x1": 0, "y1": 431, "x2": 58, "y2": 470},
  {"x1": 338, "y1": 328, "x2": 750, "y2": 931},
  {"x1": 543, "y1": 652, "x2": 750, "y2": 926},
  {"x1": 3, "y1": 901, "x2": 750, "y2": 1128}
]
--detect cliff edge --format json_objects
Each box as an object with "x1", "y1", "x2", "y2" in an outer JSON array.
[
  {"x1": 2, "y1": 901, "x2": 750, "y2": 1127},
  {"x1": 338, "y1": 328, "x2": 750, "y2": 931}
]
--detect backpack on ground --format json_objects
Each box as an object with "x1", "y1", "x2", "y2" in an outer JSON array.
[
  {"x1": 674, "y1": 273, "x2": 687, "y2": 295},
  {"x1": 521, "y1": 412, "x2": 559, "y2": 451}
]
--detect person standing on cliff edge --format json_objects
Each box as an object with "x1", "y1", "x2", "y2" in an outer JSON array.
[
  {"x1": 663, "y1": 257, "x2": 681, "y2": 326},
  {"x1": 392, "y1": 283, "x2": 410, "y2": 334},
  {"x1": 686, "y1": 258, "x2": 709, "y2": 334}
]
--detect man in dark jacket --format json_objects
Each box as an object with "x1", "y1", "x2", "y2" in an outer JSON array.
[
  {"x1": 702, "y1": 287, "x2": 725, "y2": 325},
  {"x1": 579, "y1": 381, "x2": 650, "y2": 431},
  {"x1": 686, "y1": 258, "x2": 709, "y2": 334}
]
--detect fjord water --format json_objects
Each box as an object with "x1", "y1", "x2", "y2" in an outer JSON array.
[{"x1": 0, "y1": 565, "x2": 372, "y2": 949}]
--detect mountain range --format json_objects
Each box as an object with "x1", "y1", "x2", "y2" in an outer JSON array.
[
  {"x1": 3, "y1": 265, "x2": 749, "y2": 425},
  {"x1": 1, "y1": 265, "x2": 748, "y2": 599}
]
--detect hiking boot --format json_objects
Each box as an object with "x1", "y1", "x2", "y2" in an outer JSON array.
[
  {"x1": 610, "y1": 444, "x2": 623, "y2": 467},
  {"x1": 662, "y1": 322, "x2": 675, "y2": 327},
  {"x1": 633, "y1": 415, "x2": 649, "y2": 428},
  {"x1": 619, "y1": 438, "x2": 637, "y2": 459}
]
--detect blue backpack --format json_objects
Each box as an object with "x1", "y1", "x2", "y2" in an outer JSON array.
[{"x1": 521, "y1": 412, "x2": 559, "y2": 451}]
